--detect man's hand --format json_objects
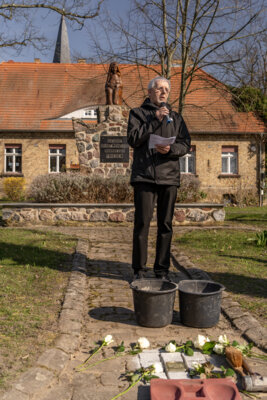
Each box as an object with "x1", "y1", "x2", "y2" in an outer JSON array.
[
  {"x1": 155, "y1": 144, "x2": 170, "y2": 154},
  {"x1": 155, "y1": 106, "x2": 169, "y2": 121}
]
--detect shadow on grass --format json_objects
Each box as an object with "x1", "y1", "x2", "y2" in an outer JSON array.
[
  {"x1": 219, "y1": 253, "x2": 267, "y2": 265},
  {"x1": 0, "y1": 240, "x2": 75, "y2": 272},
  {"x1": 207, "y1": 271, "x2": 267, "y2": 298},
  {"x1": 227, "y1": 214, "x2": 267, "y2": 220}
]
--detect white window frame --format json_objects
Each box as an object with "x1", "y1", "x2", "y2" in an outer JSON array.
[
  {"x1": 4, "y1": 145, "x2": 22, "y2": 173},
  {"x1": 180, "y1": 146, "x2": 196, "y2": 174},
  {"x1": 221, "y1": 146, "x2": 238, "y2": 174},
  {"x1": 49, "y1": 145, "x2": 66, "y2": 173},
  {"x1": 84, "y1": 108, "x2": 97, "y2": 119}
]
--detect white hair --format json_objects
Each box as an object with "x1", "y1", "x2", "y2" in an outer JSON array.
[{"x1": 148, "y1": 76, "x2": 171, "y2": 91}]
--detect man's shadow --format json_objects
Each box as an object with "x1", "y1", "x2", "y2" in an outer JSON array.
[{"x1": 87, "y1": 258, "x2": 182, "y2": 326}]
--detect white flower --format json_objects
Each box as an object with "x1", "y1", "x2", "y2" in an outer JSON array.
[
  {"x1": 218, "y1": 335, "x2": 229, "y2": 345},
  {"x1": 213, "y1": 343, "x2": 224, "y2": 354},
  {"x1": 104, "y1": 335, "x2": 113, "y2": 345},
  {"x1": 194, "y1": 335, "x2": 210, "y2": 349},
  {"x1": 137, "y1": 337, "x2": 150, "y2": 349},
  {"x1": 192, "y1": 362, "x2": 202, "y2": 370},
  {"x1": 152, "y1": 362, "x2": 163, "y2": 374},
  {"x1": 165, "y1": 342, "x2": 176, "y2": 353}
]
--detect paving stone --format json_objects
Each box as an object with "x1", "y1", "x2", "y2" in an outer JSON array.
[
  {"x1": 55, "y1": 334, "x2": 80, "y2": 353},
  {"x1": 100, "y1": 372, "x2": 120, "y2": 386},
  {"x1": 182, "y1": 352, "x2": 206, "y2": 370},
  {"x1": 38, "y1": 384, "x2": 73, "y2": 400},
  {"x1": 72, "y1": 388, "x2": 101, "y2": 400},
  {"x1": 160, "y1": 352, "x2": 184, "y2": 364},
  {"x1": 62, "y1": 298, "x2": 84, "y2": 312},
  {"x1": 72, "y1": 372, "x2": 97, "y2": 387},
  {"x1": 231, "y1": 314, "x2": 261, "y2": 333},
  {"x1": 58, "y1": 319, "x2": 82, "y2": 335},
  {"x1": 160, "y1": 352, "x2": 187, "y2": 379},
  {"x1": 138, "y1": 350, "x2": 161, "y2": 369},
  {"x1": 73, "y1": 391, "x2": 117, "y2": 400},
  {"x1": 126, "y1": 355, "x2": 141, "y2": 372},
  {"x1": 223, "y1": 307, "x2": 249, "y2": 320},
  {"x1": 135, "y1": 328, "x2": 168, "y2": 337},
  {"x1": 37, "y1": 348, "x2": 69, "y2": 372},
  {"x1": 1, "y1": 389, "x2": 30, "y2": 400},
  {"x1": 72, "y1": 374, "x2": 112, "y2": 400},
  {"x1": 13, "y1": 367, "x2": 54, "y2": 395},
  {"x1": 167, "y1": 371, "x2": 189, "y2": 379},
  {"x1": 60, "y1": 309, "x2": 83, "y2": 323},
  {"x1": 92, "y1": 357, "x2": 125, "y2": 373},
  {"x1": 221, "y1": 298, "x2": 240, "y2": 309},
  {"x1": 245, "y1": 327, "x2": 267, "y2": 350}
]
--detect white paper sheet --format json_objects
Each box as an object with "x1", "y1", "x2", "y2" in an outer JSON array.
[{"x1": 149, "y1": 134, "x2": 176, "y2": 149}]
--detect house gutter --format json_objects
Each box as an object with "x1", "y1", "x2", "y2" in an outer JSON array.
[
  {"x1": 189, "y1": 131, "x2": 266, "y2": 135},
  {"x1": 0, "y1": 130, "x2": 74, "y2": 133}
]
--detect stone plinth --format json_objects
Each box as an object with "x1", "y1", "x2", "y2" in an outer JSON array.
[
  {"x1": 1, "y1": 203, "x2": 225, "y2": 226},
  {"x1": 72, "y1": 105, "x2": 131, "y2": 178}
]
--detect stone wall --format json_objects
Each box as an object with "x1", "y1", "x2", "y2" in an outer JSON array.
[
  {"x1": 2, "y1": 203, "x2": 225, "y2": 226},
  {"x1": 73, "y1": 105, "x2": 131, "y2": 177}
]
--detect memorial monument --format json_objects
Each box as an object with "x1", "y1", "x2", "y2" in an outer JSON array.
[{"x1": 72, "y1": 62, "x2": 130, "y2": 177}]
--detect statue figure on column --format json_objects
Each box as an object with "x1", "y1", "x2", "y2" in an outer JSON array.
[{"x1": 105, "y1": 62, "x2": 123, "y2": 105}]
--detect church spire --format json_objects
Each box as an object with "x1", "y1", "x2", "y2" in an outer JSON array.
[{"x1": 53, "y1": 15, "x2": 71, "y2": 63}]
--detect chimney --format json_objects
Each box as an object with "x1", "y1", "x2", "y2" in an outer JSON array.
[
  {"x1": 34, "y1": 58, "x2": 41, "y2": 63},
  {"x1": 172, "y1": 59, "x2": 182, "y2": 67},
  {"x1": 77, "y1": 59, "x2": 86, "y2": 64},
  {"x1": 172, "y1": 59, "x2": 193, "y2": 67}
]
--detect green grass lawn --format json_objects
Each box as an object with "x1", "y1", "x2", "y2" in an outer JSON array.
[
  {"x1": 173, "y1": 228, "x2": 267, "y2": 326},
  {"x1": 225, "y1": 205, "x2": 267, "y2": 228},
  {"x1": 0, "y1": 229, "x2": 76, "y2": 390}
]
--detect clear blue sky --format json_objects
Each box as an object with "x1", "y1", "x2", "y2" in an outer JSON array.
[{"x1": 1, "y1": 0, "x2": 131, "y2": 63}]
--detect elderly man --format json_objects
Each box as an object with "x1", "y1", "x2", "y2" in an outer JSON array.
[{"x1": 127, "y1": 76, "x2": 191, "y2": 280}]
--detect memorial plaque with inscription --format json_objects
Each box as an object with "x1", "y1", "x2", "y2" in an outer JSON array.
[{"x1": 100, "y1": 136, "x2": 129, "y2": 163}]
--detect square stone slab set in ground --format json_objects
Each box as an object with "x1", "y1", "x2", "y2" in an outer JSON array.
[{"x1": 136, "y1": 350, "x2": 227, "y2": 380}]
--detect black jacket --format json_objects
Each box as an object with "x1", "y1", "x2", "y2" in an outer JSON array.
[{"x1": 127, "y1": 98, "x2": 191, "y2": 186}]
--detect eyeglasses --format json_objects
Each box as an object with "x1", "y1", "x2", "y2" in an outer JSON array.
[{"x1": 154, "y1": 86, "x2": 170, "y2": 94}]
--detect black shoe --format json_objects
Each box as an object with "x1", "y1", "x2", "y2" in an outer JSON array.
[{"x1": 133, "y1": 270, "x2": 145, "y2": 280}]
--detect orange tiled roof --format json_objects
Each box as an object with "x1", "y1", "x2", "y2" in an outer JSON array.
[{"x1": 0, "y1": 61, "x2": 265, "y2": 133}]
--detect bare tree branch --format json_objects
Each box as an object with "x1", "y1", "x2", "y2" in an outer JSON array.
[{"x1": 0, "y1": 0, "x2": 104, "y2": 54}]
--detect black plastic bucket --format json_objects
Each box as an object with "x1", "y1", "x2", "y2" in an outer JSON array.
[
  {"x1": 178, "y1": 280, "x2": 225, "y2": 328},
  {"x1": 130, "y1": 278, "x2": 178, "y2": 328}
]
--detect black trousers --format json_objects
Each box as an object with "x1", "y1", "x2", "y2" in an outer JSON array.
[{"x1": 132, "y1": 182, "x2": 177, "y2": 276}]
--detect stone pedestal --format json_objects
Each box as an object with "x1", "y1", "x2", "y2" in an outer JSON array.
[{"x1": 72, "y1": 105, "x2": 131, "y2": 177}]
